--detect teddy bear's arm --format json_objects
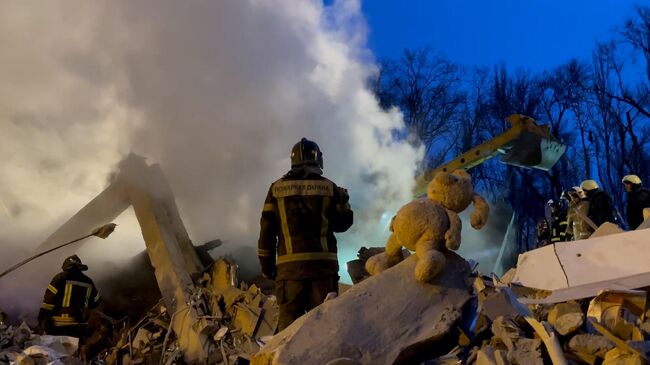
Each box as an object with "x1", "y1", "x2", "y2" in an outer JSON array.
[
  {"x1": 470, "y1": 193, "x2": 490, "y2": 229},
  {"x1": 444, "y1": 209, "x2": 462, "y2": 250}
]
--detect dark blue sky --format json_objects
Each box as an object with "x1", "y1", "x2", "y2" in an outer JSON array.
[{"x1": 361, "y1": 0, "x2": 640, "y2": 71}]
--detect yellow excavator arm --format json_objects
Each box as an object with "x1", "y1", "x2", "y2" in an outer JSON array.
[{"x1": 413, "y1": 114, "x2": 567, "y2": 196}]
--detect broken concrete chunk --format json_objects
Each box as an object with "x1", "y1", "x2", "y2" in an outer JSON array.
[
  {"x1": 248, "y1": 284, "x2": 259, "y2": 295},
  {"x1": 589, "y1": 320, "x2": 647, "y2": 361},
  {"x1": 132, "y1": 328, "x2": 152, "y2": 350},
  {"x1": 196, "y1": 319, "x2": 220, "y2": 338},
  {"x1": 251, "y1": 252, "x2": 472, "y2": 365},
  {"x1": 548, "y1": 302, "x2": 585, "y2": 335},
  {"x1": 568, "y1": 334, "x2": 614, "y2": 358},
  {"x1": 357, "y1": 247, "x2": 386, "y2": 262},
  {"x1": 493, "y1": 350, "x2": 510, "y2": 365},
  {"x1": 346, "y1": 259, "x2": 368, "y2": 284},
  {"x1": 590, "y1": 222, "x2": 624, "y2": 238},
  {"x1": 500, "y1": 269, "x2": 516, "y2": 285},
  {"x1": 22, "y1": 345, "x2": 68, "y2": 363},
  {"x1": 221, "y1": 286, "x2": 248, "y2": 309},
  {"x1": 234, "y1": 303, "x2": 262, "y2": 336},
  {"x1": 491, "y1": 317, "x2": 521, "y2": 351},
  {"x1": 13, "y1": 354, "x2": 35, "y2": 365},
  {"x1": 213, "y1": 326, "x2": 228, "y2": 341},
  {"x1": 476, "y1": 345, "x2": 497, "y2": 365},
  {"x1": 37, "y1": 336, "x2": 78, "y2": 357},
  {"x1": 12, "y1": 323, "x2": 32, "y2": 347},
  {"x1": 602, "y1": 348, "x2": 645, "y2": 365},
  {"x1": 482, "y1": 291, "x2": 520, "y2": 322},
  {"x1": 507, "y1": 338, "x2": 543, "y2": 365},
  {"x1": 523, "y1": 318, "x2": 569, "y2": 365},
  {"x1": 474, "y1": 276, "x2": 487, "y2": 294},
  {"x1": 254, "y1": 296, "x2": 279, "y2": 339},
  {"x1": 587, "y1": 290, "x2": 647, "y2": 341},
  {"x1": 211, "y1": 258, "x2": 237, "y2": 292}
]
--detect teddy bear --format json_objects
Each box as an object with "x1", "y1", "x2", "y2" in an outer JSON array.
[{"x1": 365, "y1": 169, "x2": 489, "y2": 282}]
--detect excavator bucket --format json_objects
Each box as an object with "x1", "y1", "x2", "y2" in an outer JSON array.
[
  {"x1": 412, "y1": 114, "x2": 567, "y2": 197},
  {"x1": 500, "y1": 130, "x2": 567, "y2": 171}
]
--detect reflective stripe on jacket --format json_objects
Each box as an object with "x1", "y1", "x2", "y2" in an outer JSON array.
[
  {"x1": 39, "y1": 270, "x2": 100, "y2": 326},
  {"x1": 258, "y1": 172, "x2": 353, "y2": 281},
  {"x1": 550, "y1": 210, "x2": 568, "y2": 243}
]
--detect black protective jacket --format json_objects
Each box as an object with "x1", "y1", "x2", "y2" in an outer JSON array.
[
  {"x1": 258, "y1": 166, "x2": 353, "y2": 281},
  {"x1": 586, "y1": 189, "x2": 615, "y2": 228},
  {"x1": 38, "y1": 269, "x2": 100, "y2": 327},
  {"x1": 550, "y1": 209, "x2": 568, "y2": 243},
  {"x1": 627, "y1": 186, "x2": 650, "y2": 230}
]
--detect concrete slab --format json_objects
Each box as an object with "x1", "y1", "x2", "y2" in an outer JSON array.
[
  {"x1": 251, "y1": 251, "x2": 472, "y2": 365},
  {"x1": 513, "y1": 229, "x2": 650, "y2": 290}
]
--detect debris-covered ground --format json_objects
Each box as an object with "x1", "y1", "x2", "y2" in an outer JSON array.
[
  {"x1": 254, "y1": 245, "x2": 650, "y2": 365},
  {"x1": 1, "y1": 257, "x2": 278, "y2": 365},
  {"x1": 7, "y1": 240, "x2": 650, "y2": 365}
]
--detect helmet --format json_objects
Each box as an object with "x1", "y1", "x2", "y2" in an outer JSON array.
[
  {"x1": 560, "y1": 190, "x2": 569, "y2": 201},
  {"x1": 580, "y1": 179, "x2": 599, "y2": 191},
  {"x1": 565, "y1": 186, "x2": 585, "y2": 201},
  {"x1": 62, "y1": 254, "x2": 88, "y2": 271},
  {"x1": 546, "y1": 199, "x2": 558, "y2": 212},
  {"x1": 622, "y1": 175, "x2": 642, "y2": 185},
  {"x1": 291, "y1": 138, "x2": 323, "y2": 168}
]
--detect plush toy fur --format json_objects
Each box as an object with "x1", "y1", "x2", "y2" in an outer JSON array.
[{"x1": 365, "y1": 170, "x2": 489, "y2": 282}]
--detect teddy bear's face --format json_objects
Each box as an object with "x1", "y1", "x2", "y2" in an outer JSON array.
[{"x1": 427, "y1": 170, "x2": 474, "y2": 212}]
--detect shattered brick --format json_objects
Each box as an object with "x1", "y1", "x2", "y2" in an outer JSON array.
[{"x1": 547, "y1": 301, "x2": 584, "y2": 335}]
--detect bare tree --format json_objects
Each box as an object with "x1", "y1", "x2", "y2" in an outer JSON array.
[
  {"x1": 375, "y1": 48, "x2": 465, "y2": 168},
  {"x1": 538, "y1": 60, "x2": 591, "y2": 195},
  {"x1": 622, "y1": 5, "x2": 650, "y2": 82},
  {"x1": 370, "y1": 5, "x2": 650, "y2": 250},
  {"x1": 591, "y1": 41, "x2": 650, "y2": 217}
]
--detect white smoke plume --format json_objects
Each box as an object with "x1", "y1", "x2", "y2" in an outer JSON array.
[{"x1": 0, "y1": 0, "x2": 421, "y2": 318}]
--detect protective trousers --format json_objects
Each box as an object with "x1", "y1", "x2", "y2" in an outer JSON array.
[{"x1": 275, "y1": 275, "x2": 338, "y2": 331}]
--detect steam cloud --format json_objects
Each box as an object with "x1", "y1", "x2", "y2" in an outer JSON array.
[{"x1": 0, "y1": 0, "x2": 421, "y2": 319}]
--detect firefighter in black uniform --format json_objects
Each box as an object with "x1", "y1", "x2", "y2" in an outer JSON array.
[
  {"x1": 258, "y1": 138, "x2": 353, "y2": 331},
  {"x1": 622, "y1": 175, "x2": 650, "y2": 230},
  {"x1": 535, "y1": 218, "x2": 550, "y2": 247},
  {"x1": 581, "y1": 179, "x2": 616, "y2": 228},
  {"x1": 37, "y1": 255, "x2": 100, "y2": 340},
  {"x1": 548, "y1": 200, "x2": 568, "y2": 243}
]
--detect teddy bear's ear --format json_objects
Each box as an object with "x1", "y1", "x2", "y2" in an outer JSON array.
[
  {"x1": 433, "y1": 171, "x2": 456, "y2": 186},
  {"x1": 452, "y1": 169, "x2": 471, "y2": 181}
]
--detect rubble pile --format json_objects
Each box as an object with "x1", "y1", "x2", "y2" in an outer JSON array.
[
  {"x1": 98, "y1": 258, "x2": 279, "y2": 364},
  {"x1": 0, "y1": 257, "x2": 278, "y2": 365},
  {"x1": 0, "y1": 311, "x2": 81, "y2": 365},
  {"x1": 8, "y1": 229, "x2": 650, "y2": 364},
  {"x1": 248, "y1": 240, "x2": 650, "y2": 365},
  {"x1": 435, "y1": 273, "x2": 650, "y2": 365},
  {"x1": 252, "y1": 251, "x2": 472, "y2": 365},
  {"x1": 345, "y1": 246, "x2": 385, "y2": 284}
]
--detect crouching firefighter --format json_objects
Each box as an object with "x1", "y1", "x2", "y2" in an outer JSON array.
[
  {"x1": 37, "y1": 255, "x2": 101, "y2": 340},
  {"x1": 258, "y1": 138, "x2": 353, "y2": 331}
]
